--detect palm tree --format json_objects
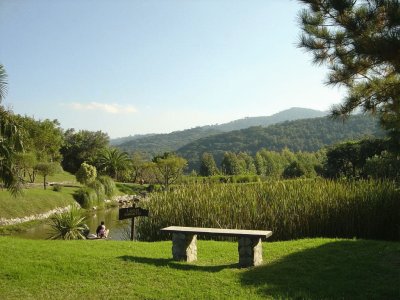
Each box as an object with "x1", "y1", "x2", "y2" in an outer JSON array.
[
  {"x1": 97, "y1": 148, "x2": 131, "y2": 180},
  {"x1": 0, "y1": 64, "x2": 7, "y2": 102},
  {"x1": 0, "y1": 64, "x2": 23, "y2": 195}
]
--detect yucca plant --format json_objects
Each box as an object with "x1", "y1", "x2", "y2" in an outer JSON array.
[{"x1": 48, "y1": 206, "x2": 88, "y2": 240}]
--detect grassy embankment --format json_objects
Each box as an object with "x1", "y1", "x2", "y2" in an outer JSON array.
[
  {"x1": 0, "y1": 171, "x2": 138, "y2": 220},
  {"x1": 0, "y1": 186, "x2": 78, "y2": 235},
  {"x1": 0, "y1": 187, "x2": 78, "y2": 220},
  {"x1": 0, "y1": 171, "x2": 79, "y2": 233},
  {"x1": 0, "y1": 237, "x2": 398, "y2": 299}
]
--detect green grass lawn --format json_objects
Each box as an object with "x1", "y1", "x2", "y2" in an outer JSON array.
[
  {"x1": 0, "y1": 187, "x2": 78, "y2": 219},
  {"x1": 0, "y1": 237, "x2": 398, "y2": 299}
]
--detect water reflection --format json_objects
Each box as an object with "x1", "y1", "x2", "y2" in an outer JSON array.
[{"x1": 14, "y1": 207, "x2": 131, "y2": 240}]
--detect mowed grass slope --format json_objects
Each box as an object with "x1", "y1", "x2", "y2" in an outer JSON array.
[
  {"x1": 0, "y1": 187, "x2": 77, "y2": 219},
  {"x1": 0, "y1": 237, "x2": 398, "y2": 299}
]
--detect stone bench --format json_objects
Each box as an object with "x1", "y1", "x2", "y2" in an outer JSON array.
[{"x1": 160, "y1": 226, "x2": 272, "y2": 267}]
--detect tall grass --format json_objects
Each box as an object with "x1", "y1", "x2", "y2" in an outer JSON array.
[{"x1": 137, "y1": 179, "x2": 399, "y2": 241}]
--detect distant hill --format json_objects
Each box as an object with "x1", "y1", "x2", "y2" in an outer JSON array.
[
  {"x1": 110, "y1": 134, "x2": 156, "y2": 146},
  {"x1": 212, "y1": 107, "x2": 326, "y2": 132},
  {"x1": 176, "y1": 114, "x2": 385, "y2": 171},
  {"x1": 116, "y1": 127, "x2": 222, "y2": 158},
  {"x1": 115, "y1": 107, "x2": 327, "y2": 156}
]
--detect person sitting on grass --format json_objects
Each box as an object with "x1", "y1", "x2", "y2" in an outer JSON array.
[{"x1": 96, "y1": 221, "x2": 108, "y2": 238}]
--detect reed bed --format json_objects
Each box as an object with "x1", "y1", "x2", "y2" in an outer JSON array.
[{"x1": 137, "y1": 179, "x2": 399, "y2": 241}]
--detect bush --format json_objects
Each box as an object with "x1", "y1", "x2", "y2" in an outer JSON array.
[
  {"x1": 52, "y1": 184, "x2": 62, "y2": 192},
  {"x1": 75, "y1": 163, "x2": 97, "y2": 185},
  {"x1": 146, "y1": 184, "x2": 163, "y2": 192},
  {"x1": 364, "y1": 152, "x2": 400, "y2": 180},
  {"x1": 207, "y1": 175, "x2": 231, "y2": 183},
  {"x1": 282, "y1": 161, "x2": 306, "y2": 179},
  {"x1": 232, "y1": 175, "x2": 260, "y2": 183},
  {"x1": 73, "y1": 187, "x2": 98, "y2": 209},
  {"x1": 97, "y1": 176, "x2": 116, "y2": 197},
  {"x1": 88, "y1": 180, "x2": 106, "y2": 203},
  {"x1": 48, "y1": 206, "x2": 88, "y2": 240}
]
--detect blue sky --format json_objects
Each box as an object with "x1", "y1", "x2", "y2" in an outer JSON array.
[{"x1": 0, "y1": 0, "x2": 344, "y2": 138}]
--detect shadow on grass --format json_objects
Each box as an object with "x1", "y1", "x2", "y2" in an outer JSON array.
[
  {"x1": 240, "y1": 239, "x2": 400, "y2": 299},
  {"x1": 118, "y1": 255, "x2": 237, "y2": 272}
]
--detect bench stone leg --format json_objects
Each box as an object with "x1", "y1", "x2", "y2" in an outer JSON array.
[
  {"x1": 238, "y1": 237, "x2": 263, "y2": 267},
  {"x1": 172, "y1": 233, "x2": 197, "y2": 262}
]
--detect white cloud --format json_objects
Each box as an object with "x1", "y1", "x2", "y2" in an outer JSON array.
[{"x1": 67, "y1": 102, "x2": 137, "y2": 114}]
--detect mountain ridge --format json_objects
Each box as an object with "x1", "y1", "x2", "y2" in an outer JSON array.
[
  {"x1": 176, "y1": 114, "x2": 384, "y2": 171},
  {"x1": 114, "y1": 107, "x2": 327, "y2": 156}
]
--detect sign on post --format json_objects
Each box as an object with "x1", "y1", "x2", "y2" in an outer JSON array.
[
  {"x1": 119, "y1": 207, "x2": 149, "y2": 220},
  {"x1": 119, "y1": 206, "x2": 149, "y2": 241}
]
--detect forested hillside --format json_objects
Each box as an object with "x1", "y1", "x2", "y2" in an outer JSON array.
[
  {"x1": 214, "y1": 107, "x2": 326, "y2": 132},
  {"x1": 115, "y1": 107, "x2": 325, "y2": 156},
  {"x1": 110, "y1": 134, "x2": 156, "y2": 146},
  {"x1": 177, "y1": 115, "x2": 384, "y2": 171},
  {"x1": 116, "y1": 127, "x2": 222, "y2": 159}
]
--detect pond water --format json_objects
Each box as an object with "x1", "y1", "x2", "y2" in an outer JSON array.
[{"x1": 14, "y1": 207, "x2": 132, "y2": 240}]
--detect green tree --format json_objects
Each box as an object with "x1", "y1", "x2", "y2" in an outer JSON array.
[
  {"x1": 199, "y1": 152, "x2": 219, "y2": 176},
  {"x1": 60, "y1": 129, "x2": 109, "y2": 174},
  {"x1": 96, "y1": 148, "x2": 130, "y2": 180},
  {"x1": 14, "y1": 152, "x2": 37, "y2": 182},
  {"x1": 258, "y1": 149, "x2": 286, "y2": 178},
  {"x1": 0, "y1": 65, "x2": 24, "y2": 195},
  {"x1": 298, "y1": 0, "x2": 400, "y2": 149},
  {"x1": 282, "y1": 161, "x2": 306, "y2": 179},
  {"x1": 254, "y1": 152, "x2": 266, "y2": 176},
  {"x1": 238, "y1": 152, "x2": 256, "y2": 174},
  {"x1": 0, "y1": 64, "x2": 7, "y2": 101},
  {"x1": 221, "y1": 152, "x2": 243, "y2": 175},
  {"x1": 16, "y1": 116, "x2": 64, "y2": 162},
  {"x1": 324, "y1": 139, "x2": 385, "y2": 178},
  {"x1": 153, "y1": 153, "x2": 187, "y2": 188},
  {"x1": 35, "y1": 162, "x2": 61, "y2": 190},
  {"x1": 130, "y1": 152, "x2": 146, "y2": 183},
  {"x1": 364, "y1": 151, "x2": 400, "y2": 180},
  {"x1": 75, "y1": 162, "x2": 97, "y2": 185}
]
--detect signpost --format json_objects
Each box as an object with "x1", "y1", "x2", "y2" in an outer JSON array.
[{"x1": 119, "y1": 206, "x2": 149, "y2": 241}]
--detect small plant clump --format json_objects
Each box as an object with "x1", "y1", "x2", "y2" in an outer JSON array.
[
  {"x1": 48, "y1": 206, "x2": 88, "y2": 240},
  {"x1": 52, "y1": 184, "x2": 62, "y2": 192}
]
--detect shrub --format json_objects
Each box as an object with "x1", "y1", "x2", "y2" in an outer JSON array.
[
  {"x1": 97, "y1": 176, "x2": 116, "y2": 198},
  {"x1": 282, "y1": 161, "x2": 306, "y2": 179},
  {"x1": 75, "y1": 162, "x2": 97, "y2": 185},
  {"x1": 73, "y1": 187, "x2": 98, "y2": 209},
  {"x1": 48, "y1": 206, "x2": 88, "y2": 240},
  {"x1": 232, "y1": 175, "x2": 260, "y2": 183},
  {"x1": 88, "y1": 180, "x2": 106, "y2": 203},
  {"x1": 146, "y1": 184, "x2": 163, "y2": 192},
  {"x1": 52, "y1": 184, "x2": 62, "y2": 192}
]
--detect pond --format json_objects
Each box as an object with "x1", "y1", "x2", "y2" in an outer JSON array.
[{"x1": 14, "y1": 207, "x2": 132, "y2": 240}]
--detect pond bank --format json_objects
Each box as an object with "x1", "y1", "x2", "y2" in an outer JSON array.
[{"x1": 0, "y1": 205, "x2": 72, "y2": 226}]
